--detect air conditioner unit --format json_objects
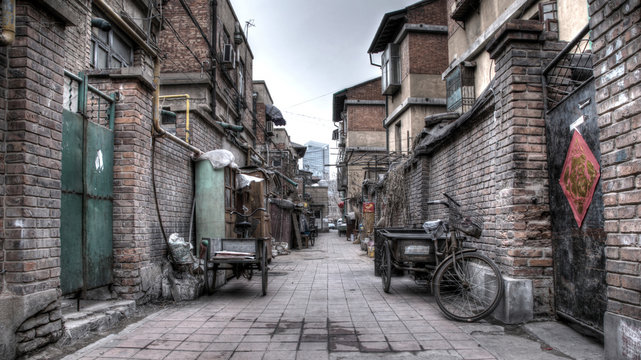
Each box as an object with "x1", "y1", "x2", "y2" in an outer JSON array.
[
  {"x1": 222, "y1": 44, "x2": 236, "y2": 68},
  {"x1": 266, "y1": 120, "x2": 274, "y2": 136}
]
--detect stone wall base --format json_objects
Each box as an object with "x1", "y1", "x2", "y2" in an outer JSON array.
[
  {"x1": 605, "y1": 312, "x2": 641, "y2": 360},
  {"x1": 493, "y1": 277, "x2": 534, "y2": 324}
]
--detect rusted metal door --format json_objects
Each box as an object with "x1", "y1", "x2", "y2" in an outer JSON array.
[
  {"x1": 543, "y1": 27, "x2": 606, "y2": 336},
  {"x1": 60, "y1": 72, "x2": 115, "y2": 295}
]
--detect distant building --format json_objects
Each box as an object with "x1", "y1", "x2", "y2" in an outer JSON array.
[{"x1": 303, "y1": 141, "x2": 329, "y2": 180}]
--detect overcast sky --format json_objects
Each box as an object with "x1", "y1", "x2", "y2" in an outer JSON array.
[{"x1": 230, "y1": 0, "x2": 419, "y2": 158}]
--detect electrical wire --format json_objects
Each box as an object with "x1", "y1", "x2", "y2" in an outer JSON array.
[{"x1": 284, "y1": 91, "x2": 334, "y2": 109}]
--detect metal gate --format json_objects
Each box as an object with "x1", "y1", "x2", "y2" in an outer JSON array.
[
  {"x1": 60, "y1": 71, "x2": 116, "y2": 295},
  {"x1": 542, "y1": 26, "x2": 606, "y2": 336}
]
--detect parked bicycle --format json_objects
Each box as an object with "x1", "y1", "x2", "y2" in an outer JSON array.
[{"x1": 379, "y1": 193, "x2": 504, "y2": 322}]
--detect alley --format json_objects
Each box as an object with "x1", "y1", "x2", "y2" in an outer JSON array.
[{"x1": 62, "y1": 232, "x2": 603, "y2": 360}]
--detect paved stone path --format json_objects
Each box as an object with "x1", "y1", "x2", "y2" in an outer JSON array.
[{"x1": 62, "y1": 231, "x2": 592, "y2": 360}]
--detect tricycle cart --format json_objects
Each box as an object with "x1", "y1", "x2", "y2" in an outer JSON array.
[
  {"x1": 203, "y1": 208, "x2": 269, "y2": 296},
  {"x1": 378, "y1": 193, "x2": 504, "y2": 322}
]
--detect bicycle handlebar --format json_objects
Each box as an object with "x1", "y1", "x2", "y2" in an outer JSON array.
[
  {"x1": 230, "y1": 208, "x2": 266, "y2": 217},
  {"x1": 427, "y1": 193, "x2": 462, "y2": 207}
]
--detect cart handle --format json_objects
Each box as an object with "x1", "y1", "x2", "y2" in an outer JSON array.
[{"x1": 230, "y1": 207, "x2": 266, "y2": 217}]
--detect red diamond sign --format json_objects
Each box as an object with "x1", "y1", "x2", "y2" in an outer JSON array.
[{"x1": 559, "y1": 131, "x2": 600, "y2": 227}]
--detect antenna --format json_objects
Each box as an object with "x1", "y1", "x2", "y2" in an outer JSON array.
[{"x1": 244, "y1": 19, "x2": 255, "y2": 41}]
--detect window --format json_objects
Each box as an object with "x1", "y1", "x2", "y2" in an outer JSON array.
[
  {"x1": 381, "y1": 43, "x2": 401, "y2": 95},
  {"x1": 91, "y1": 12, "x2": 133, "y2": 69},
  {"x1": 446, "y1": 63, "x2": 475, "y2": 113},
  {"x1": 224, "y1": 167, "x2": 236, "y2": 210}
]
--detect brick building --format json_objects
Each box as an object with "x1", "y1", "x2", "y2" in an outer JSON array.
[
  {"x1": 369, "y1": 0, "x2": 641, "y2": 354},
  {"x1": 0, "y1": 0, "x2": 298, "y2": 357},
  {"x1": 367, "y1": 0, "x2": 449, "y2": 156},
  {"x1": 332, "y1": 78, "x2": 386, "y2": 222},
  {"x1": 588, "y1": 0, "x2": 641, "y2": 357}
]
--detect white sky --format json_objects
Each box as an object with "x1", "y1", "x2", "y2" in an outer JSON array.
[{"x1": 230, "y1": 0, "x2": 419, "y2": 159}]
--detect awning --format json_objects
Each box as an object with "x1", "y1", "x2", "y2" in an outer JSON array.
[{"x1": 266, "y1": 104, "x2": 286, "y2": 126}]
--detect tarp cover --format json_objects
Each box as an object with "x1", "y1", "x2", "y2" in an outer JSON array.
[
  {"x1": 197, "y1": 149, "x2": 238, "y2": 169},
  {"x1": 266, "y1": 104, "x2": 286, "y2": 126}
]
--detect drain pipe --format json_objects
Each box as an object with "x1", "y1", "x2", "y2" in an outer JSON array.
[{"x1": 0, "y1": 0, "x2": 15, "y2": 46}]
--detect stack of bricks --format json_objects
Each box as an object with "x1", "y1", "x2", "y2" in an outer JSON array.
[{"x1": 589, "y1": 0, "x2": 641, "y2": 355}]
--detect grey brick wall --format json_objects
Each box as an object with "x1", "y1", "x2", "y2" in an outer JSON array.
[{"x1": 590, "y1": 0, "x2": 641, "y2": 324}]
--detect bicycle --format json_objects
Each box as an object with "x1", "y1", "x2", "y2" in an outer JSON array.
[{"x1": 379, "y1": 193, "x2": 504, "y2": 322}]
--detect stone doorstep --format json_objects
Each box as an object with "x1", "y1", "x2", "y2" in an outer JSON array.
[{"x1": 59, "y1": 299, "x2": 136, "y2": 345}]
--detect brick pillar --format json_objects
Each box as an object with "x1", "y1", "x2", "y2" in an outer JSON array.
[
  {"x1": 589, "y1": 1, "x2": 641, "y2": 358},
  {"x1": 0, "y1": 2, "x2": 67, "y2": 358},
  {"x1": 94, "y1": 77, "x2": 155, "y2": 302},
  {"x1": 486, "y1": 20, "x2": 558, "y2": 319}
]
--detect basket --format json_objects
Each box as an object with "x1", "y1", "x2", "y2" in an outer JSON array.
[{"x1": 447, "y1": 198, "x2": 483, "y2": 238}]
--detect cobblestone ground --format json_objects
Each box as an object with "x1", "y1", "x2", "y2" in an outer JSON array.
[{"x1": 63, "y1": 231, "x2": 515, "y2": 360}]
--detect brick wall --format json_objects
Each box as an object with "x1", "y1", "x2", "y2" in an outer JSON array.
[
  {"x1": 409, "y1": 33, "x2": 448, "y2": 75},
  {"x1": 0, "y1": 38, "x2": 7, "y2": 298},
  {"x1": 160, "y1": 0, "x2": 210, "y2": 73},
  {"x1": 4, "y1": 0, "x2": 65, "y2": 302},
  {"x1": 407, "y1": 0, "x2": 448, "y2": 25},
  {"x1": 1, "y1": 1, "x2": 68, "y2": 355},
  {"x1": 379, "y1": 20, "x2": 561, "y2": 317},
  {"x1": 347, "y1": 105, "x2": 385, "y2": 132},
  {"x1": 589, "y1": 1, "x2": 641, "y2": 352},
  {"x1": 345, "y1": 78, "x2": 382, "y2": 101}
]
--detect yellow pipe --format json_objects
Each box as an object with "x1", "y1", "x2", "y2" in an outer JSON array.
[
  {"x1": 0, "y1": 0, "x2": 15, "y2": 46},
  {"x1": 159, "y1": 94, "x2": 191, "y2": 144}
]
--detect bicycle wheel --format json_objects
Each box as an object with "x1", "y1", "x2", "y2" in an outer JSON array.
[
  {"x1": 380, "y1": 240, "x2": 392, "y2": 293},
  {"x1": 433, "y1": 252, "x2": 503, "y2": 322}
]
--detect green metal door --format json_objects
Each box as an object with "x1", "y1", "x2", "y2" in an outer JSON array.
[
  {"x1": 61, "y1": 110, "x2": 84, "y2": 294},
  {"x1": 60, "y1": 72, "x2": 115, "y2": 295}
]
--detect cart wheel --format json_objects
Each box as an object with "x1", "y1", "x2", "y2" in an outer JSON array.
[
  {"x1": 205, "y1": 260, "x2": 218, "y2": 295},
  {"x1": 381, "y1": 240, "x2": 392, "y2": 293},
  {"x1": 245, "y1": 267, "x2": 253, "y2": 280},
  {"x1": 261, "y1": 241, "x2": 268, "y2": 296}
]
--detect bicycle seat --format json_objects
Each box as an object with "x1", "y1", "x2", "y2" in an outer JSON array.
[{"x1": 422, "y1": 220, "x2": 445, "y2": 240}]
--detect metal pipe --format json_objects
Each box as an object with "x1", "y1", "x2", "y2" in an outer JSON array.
[
  {"x1": 0, "y1": 0, "x2": 15, "y2": 46},
  {"x1": 159, "y1": 94, "x2": 191, "y2": 143},
  {"x1": 152, "y1": 61, "x2": 203, "y2": 155},
  {"x1": 216, "y1": 121, "x2": 244, "y2": 132}
]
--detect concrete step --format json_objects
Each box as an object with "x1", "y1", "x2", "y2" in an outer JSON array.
[{"x1": 59, "y1": 299, "x2": 136, "y2": 346}]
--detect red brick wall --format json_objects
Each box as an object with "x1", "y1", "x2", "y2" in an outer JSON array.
[
  {"x1": 347, "y1": 105, "x2": 385, "y2": 132},
  {"x1": 590, "y1": 0, "x2": 641, "y2": 321},
  {"x1": 160, "y1": 0, "x2": 210, "y2": 73},
  {"x1": 345, "y1": 78, "x2": 384, "y2": 101},
  {"x1": 409, "y1": 33, "x2": 448, "y2": 75},
  {"x1": 408, "y1": 0, "x2": 448, "y2": 25}
]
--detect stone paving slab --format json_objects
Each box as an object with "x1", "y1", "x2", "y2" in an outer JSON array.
[{"x1": 60, "y1": 231, "x2": 602, "y2": 360}]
